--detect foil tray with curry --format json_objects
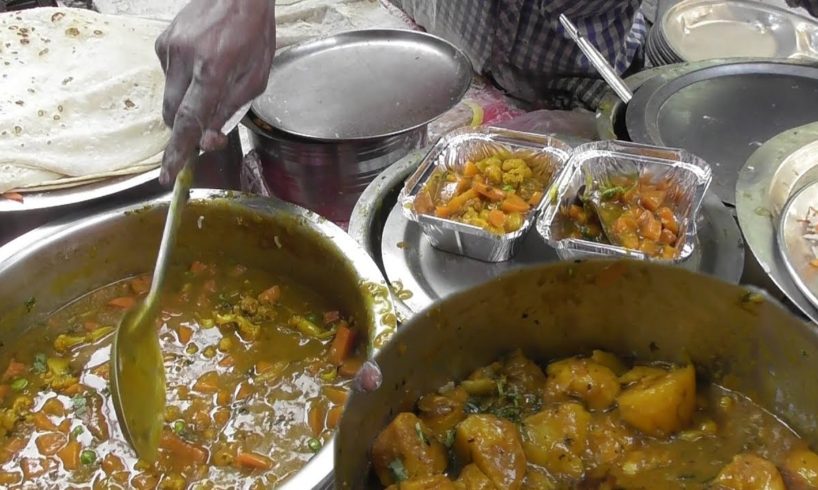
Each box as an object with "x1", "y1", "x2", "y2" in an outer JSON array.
[{"x1": 370, "y1": 350, "x2": 818, "y2": 489}]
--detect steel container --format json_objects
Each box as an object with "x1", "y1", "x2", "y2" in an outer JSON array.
[
  {"x1": 0, "y1": 189, "x2": 395, "y2": 490},
  {"x1": 244, "y1": 113, "x2": 426, "y2": 225},
  {"x1": 335, "y1": 260, "x2": 818, "y2": 488}
]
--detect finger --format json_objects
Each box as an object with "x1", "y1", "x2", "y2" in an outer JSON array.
[
  {"x1": 352, "y1": 360, "x2": 383, "y2": 393},
  {"x1": 160, "y1": 45, "x2": 194, "y2": 128},
  {"x1": 200, "y1": 129, "x2": 228, "y2": 153},
  {"x1": 160, "y1": 71, "x2": 223, "y2": 184},
  {"x1": 201, "y1": 64, "x2": 270, "y2": 143}
]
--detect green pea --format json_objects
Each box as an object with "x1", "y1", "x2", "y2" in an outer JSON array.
[
  {"x1": 173, "y1": 420, "x2": 186, "y2": 435},
  {"x1": 307, "y1": 437, "x2": 322, "y2": 453},
  {"x1": 80, "y1": 449, "x2": 96, "y2": 465}
]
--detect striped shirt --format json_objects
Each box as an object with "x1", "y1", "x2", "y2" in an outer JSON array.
[{"x1": 389, "y1": 0, "x2": 648, "y2": 110}]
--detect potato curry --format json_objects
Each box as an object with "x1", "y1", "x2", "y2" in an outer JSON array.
[
  {"x1": 413, "y1": 154, "x2": 553, "y2": 235},
  {"x1": 371, "y1": 350, "x2": 818, "y2": 489},
  {"x1": 0, "y1": 261, "x2": 363, "y2": 489},
  {"x1": 561, "y1": 175, "x2": 684, "y2": 259}
]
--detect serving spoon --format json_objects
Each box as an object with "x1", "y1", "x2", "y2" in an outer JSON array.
[{"x1": 110, "y1": 160, "x2": 193, "y2": 462}]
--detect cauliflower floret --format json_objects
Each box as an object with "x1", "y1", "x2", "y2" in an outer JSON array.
[{"x1": 501, "y1": 158, "x2": 533, "y2": 186}]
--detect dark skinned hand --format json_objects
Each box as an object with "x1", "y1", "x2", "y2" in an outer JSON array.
[{"x1": 155, "y1": 0, "x2": 276, "y2": 185}]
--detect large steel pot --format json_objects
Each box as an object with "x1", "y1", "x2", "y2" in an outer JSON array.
[
  {"x1": 243, "y1": 112, "x2": 426, "y2": 225},
  {"x1": 335, "y1": 260, "x2": 818, "y2": 488},
  {"x1": 0, "y1": 189, "x2": 395, "y2": 490}
]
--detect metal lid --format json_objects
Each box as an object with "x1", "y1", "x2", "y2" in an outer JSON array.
[
  {"x1": 251, "y1": 29, "x2": 472, "y2": 141},
  {"x1": 778, "y1": 179, "x2": 818, "y2": 310}
]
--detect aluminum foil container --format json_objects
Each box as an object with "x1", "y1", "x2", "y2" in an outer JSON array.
[
  {"x1": 538, "y1": 140, "x2": 712, "y2": 263},
  {"x1": 398, "y1": 126, "x2": 572, "y2": 262}
]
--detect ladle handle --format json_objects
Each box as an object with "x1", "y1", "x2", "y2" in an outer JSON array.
[{"x1": 144, "y1": 161, "x2": 194, "y2": 308}]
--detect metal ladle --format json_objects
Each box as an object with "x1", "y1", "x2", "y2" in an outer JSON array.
[
  {"x1": 559, "y1": 14, "x2": 633, "y2": 104},
  {"x1": 110, "y1": 161, "x2": 193, "y2": 462}
]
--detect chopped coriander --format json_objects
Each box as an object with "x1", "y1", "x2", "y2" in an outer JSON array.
[
  {"x1": 442, "y1": 429, "x2": 456, "y2": 448},
  {"x1": 72, "y1": 394, "x2": 87, "y2": 416},
  {"x1": 24, "y1": 297, "x2": 36, "y2": 313},
  {"x1": 415, "y1": 422, "x2": 429, "y2": 446},
  {"x1": 307, "y1": 437, "x2": 322, "y2": 453},
  {"x1": 10, "y1": 378, "x2": 28, "y2": 391},
  {"x1": 32, "y1": 353, "x2": 47, "y2": 374},
  {"x1": 388, "y1": 458, "x2": 408, "y2": 482},
  {"x1": 80, "y1": 449, "x2": 96, "y2": 465}
]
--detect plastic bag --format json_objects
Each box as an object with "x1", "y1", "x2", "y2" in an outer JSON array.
[{"x1": 492, "y1": 109, "x2": 598, "y2": 143}]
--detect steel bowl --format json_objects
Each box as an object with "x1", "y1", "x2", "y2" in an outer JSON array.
[
  {"x1": 0, "y1": 189, "x2": 395, "y2": 490},
  {"x1": 335, "y1": 260, "x2": 818, "y2": 488},
  {"x1": 243, "y1": 113, "x2": 425, "y2": 225}
]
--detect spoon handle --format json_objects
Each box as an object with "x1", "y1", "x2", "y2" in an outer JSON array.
[{"x1": 144, "y1": 161, "x2": 194, "y2": 308}]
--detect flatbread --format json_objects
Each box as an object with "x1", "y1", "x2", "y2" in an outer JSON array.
[{"x1": 0, "y1": 8, "x2": 171, "y2": 192}]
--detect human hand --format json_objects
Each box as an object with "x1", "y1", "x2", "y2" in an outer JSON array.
[
  {"x1": 155, "y1": 0, "x2": 276, "y2": 185},
  {"x1": 787, "y1": 0, "x2": 818, "y2": 17}
]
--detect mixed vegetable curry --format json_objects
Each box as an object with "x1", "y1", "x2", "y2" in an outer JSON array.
[
  {"x1": 560, "y1": 174, "x2": 684, "y2": 259},
  {"x1": 371, "y1": 350, "x2": 818, "y2": 489},
  {"x1": 0, "y1": 261, "x2": 363, "y2": 489},
  {"x1": 413, "y1": 152, "x2": 554, "y2": 235}
]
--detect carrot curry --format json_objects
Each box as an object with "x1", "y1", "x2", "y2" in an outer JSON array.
[
  {"x1": 413, "y1": 153, "x2": 554, "y2": 235},
  {"x1": 371, "y1": 350, "x2": 818, "y2": 489},
  {"x1": 0, "y1": 261, "x2": 363, "y2": 489}
]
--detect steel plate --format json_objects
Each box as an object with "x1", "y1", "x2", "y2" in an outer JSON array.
[
  {"x1": 662, "y1": 0, "x2": 818, "y2": 62},
  {"x1": 380, "y1": 190, "x2": 744, "y2": 314},
  {"x1": 251, "y1": 29, "x2": 472, "y2": 141},
  {"x1": 736, "y1": 122, "x2": 818, "y2": 323},
  {"x1": 626, "y1": 60, "x2": 818, "y2": 205},
  {"x1": 778, "y1": 180, "x2": 818, "y2": 309}
]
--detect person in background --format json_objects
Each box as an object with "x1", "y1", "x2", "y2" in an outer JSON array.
[{"x1": 156, "y1": 0, "x2": 818, "y2": 184}]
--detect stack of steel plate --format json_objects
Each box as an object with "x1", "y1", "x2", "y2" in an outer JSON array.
[{"x1": 647, "y1": 0, "x2": 818, "y2": 66}]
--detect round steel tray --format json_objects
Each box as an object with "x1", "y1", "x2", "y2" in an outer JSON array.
[
  {"x1": 778, "y1": 180, "x2": 818, "y2": 310},
  {"x1": 351, "y1": 148, "x2": 745, "y2": 316},
  {"x1": 736, "y1": 122, "x2": 818, "y2": 323}
]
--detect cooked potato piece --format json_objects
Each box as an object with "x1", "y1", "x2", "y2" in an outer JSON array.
[
  {"x1": 713, "y1": 454, "x2": 786, "y2": 490},
  {"x1": 386, "y1": 475, "x2": 458, "y2": 490},
  {"x1": 616, "y1": 365, "x2": 695, "y2": 437},
  {"x1": 455, "y1": 464, "x2": 495, "y2": 490},
  {"x1": 521, "y1": 467, "x2": 558, "y2": 490},
  {"x1": 618, "y1": 366, "x2": 667, "y2": 385},
  {"x1": 521, "y1": 402, "x2": 591, "y2": 480},
  {"x1": 545, "y1": 358, "x2": 620, "y2": 410},
  {"x1": 372, "y1": 413, "x2": 448, "y2": 486},
  {"x1": 590, "y1": 350, "x2": 628, "y2": 376},
  {"x1": 417, "y1": 387, "x2": 468, "y2": 437},
  {"x1": 782, "y1": 449, "x2": 818, "y2": 489},
  {"x1": 455, "y1": 414, "x2": 526, "y2": 490},
  {"x1": 586, "y1": 413, "x2": 636, "y2": 467},
  {"x1": 502, "y1": 350, "x2": 547, "y2": 396}
]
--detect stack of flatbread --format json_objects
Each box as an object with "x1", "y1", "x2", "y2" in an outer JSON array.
[{"x1": 0, "y1": 7, "x2": 170, "y2": 194}]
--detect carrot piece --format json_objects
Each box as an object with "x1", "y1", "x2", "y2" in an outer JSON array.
[
  {"x1": 640, "y1": 188, "x2": 667, "y2": 211},
  {"x1": 328, "y1": 324, "x2": 356, "y2": 366},
  {"x1": 218, "y1": 355, "x2": 234, "y2": 368},
  {"x1": 235, "y1": 383, "x2": 253, "y2": 401},
  {"x1": 255, "y1": 361, "x2": 274, "y2": 375},
  {"x1": 32, "y1": 412, "x2": 58, "y2": 432},
  {"x1": 2, "y1": 192, "x2": 23, "y2": 203},
  {"x1": 177, "y1": 325, "x2": 194, "y2": 345},
  {"x1": 213, "y1": 408, "x2": 230, "y2": 427},
  {"x1": 323, "y1": 387, "x2": 349, "y2": 405},
  {"x1": 323, "y1": 311, "x2": 341, "y2": 325},
  {"x1": 435, "y1": 189, "x2": 478, "y2": 218},
  {"x1": 160, "y1": 432, "x2": 208, "y2": 465},
  {"x1": 472, "y1": 181, "x2": 505, "y2": 202},
  {"x1": 0, "y1": 385, "x2": 9, "y2": 403},
  {"x1": 487, "y1": 209, "x2": 507, "y2": 228},
  {"x1": 57, "y1": 420, "x2": 71, "y2": 434},
  {"x1": 307, "y1": 403, "x2": 325, "y2": 437},
  {"x1": 60, "y1": 382, "x2": 82, "y2": 396},
  {"x1": 2, "y1": 359, "x2": 26, "y2": 381},
  {"x1": 35, "y1": 433, "x2": 67, "y2": 456},
  {"x1": 129, "y1": 275, "x2": 151, "y2": 295},
  {"x1": 528, "y1": 191, "x2": 544, "y2": 205},
  {"x1": 326, "y1": 406, "x2": 343, "y2": 430},
  {"x1": 339, "y1": 358, "x2": 364, "y2": 378},
  {"x1": 217, "y1": 389, "x2": 232, "y2": 406},
  {"x1": 0, "y1": 471, "x2": 21, "y2": 485},
  {"x1": 463, "y1": 161, "x2": 479, "y2": 177},
  {"x1": 102, "y1": 453, "x2": 125, "y2": 475},
  {"x1": 108, "y1": 296, "x2": 136, "y2": 309},
  {"x1": 501, "y1": 194, "x2": 531, "y2": 213},
  {"x1": 193, "y1": 371, "x2": 220, "y2": 394},
  {"x1": 189, "y1": 261, "x2": 208, "y2": 274},
  {"x1": 638, "y1": 210, "x2": 662, "y2": 242},
  {"x1": 42, "y1": 398, "x2": 65, "y2": 417},
  {"x1": 235, "y1": 451, "x2": 273, "y2": 471},
  {"x1": 258, "y1": 285, "x2": 281, "y2": 304},
  {"x1": 21, "y1": 458, "x2": 57, "y2": 480},
  {"x1": 132, "y1": 473, "x2": 160, "y2": 489}
]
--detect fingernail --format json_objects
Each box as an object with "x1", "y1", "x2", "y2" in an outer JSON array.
[
  {"x1": 159, "y1": 169, "x2": 169, "y2": 186},
  {"x1": 352, "y1": 360, "x2": 382, "y2": 393}
]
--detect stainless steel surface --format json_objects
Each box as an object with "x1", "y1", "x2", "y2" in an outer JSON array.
[
  {"x1": 382, "y1": 188, "x2": 743, "y2": 314},
  {"x1": 244, "y1": 114, "x2": 426, "y2": 225},
  {"x1": 335, "y1": 261, "x2": 818, "y2": 488},
  {"x1": 559, "y1": 14, "x2": 634, "y2": 103},
  {"x1": 662, "y1": 0, "x2": 818, "y2": 62},
  {"x1": 0, "y1": 189, "x2": 394, "y2": 490},
  {"x1": 539, "y1": 141, "x2": 711, "y2": 263},
  {"x1": 625, "y1": 59, "x2": 818, "y2": 205},
  {"x1": 778, "y1": 180, "x2": 818, "y2": 309},
  {"x1": 737, "y1": 122, "x2": 818, "y2": 323},
  {"x1": 110, "y1": 162, "x2": 193, "y2": 461},
  {"x1": 251, "y1": 29, "x2": 472, "y2": 141},
  {"x1": 398, "y1": 127, "x2": 572, "y2": 262},
  {"x1": 0, "y1": 129, "x2": 244, "y2": 246}
]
